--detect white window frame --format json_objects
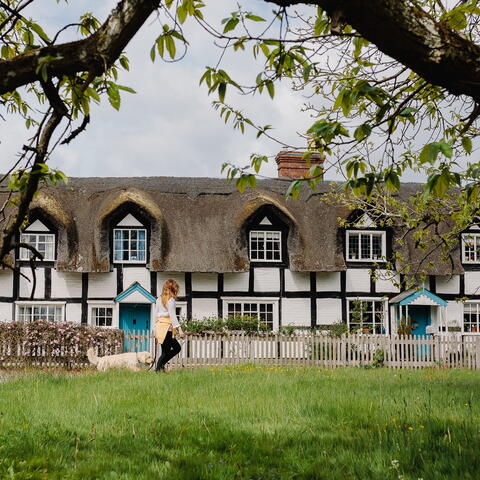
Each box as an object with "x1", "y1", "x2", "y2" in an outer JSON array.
[
  {"x1": 249, "y1": 230, "x2": 282, "y2": 262},
  {"x1": 463, "y1": 301, "x2": 480, "y2": 334},
  {"x1": 15, "y1": 301, "x2": 65, "y2": 322},
  {"x1": 87, "y1": 301, "x2": 118, "y2": 328},
  {"x1": 461, "y1": 233, "x2": 480, "y2": 264},
  {"x1": 222, "y1": 297, "x2": 279, "y2": 331},
  {"x1": 89, "y1": 304, "x2": 115, "y2": 328},
  {"x1": 175, "y1": 301, "x2": 187, "y2": 321},
  {"x1": 18, "y1": 232, "x2": 56, "y2": 261},
  {"x1": 346, "y1": 297, "x2": 388, "y2": 334},
  {"x1": 346, "y1": 230, "x2": 386, "y2": 262},
  {"x1": 113, "y1": 228, "x2": 147, "y2": 264}
]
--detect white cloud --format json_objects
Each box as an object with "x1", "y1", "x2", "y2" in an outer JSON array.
[{"x1": 0, "y1": 1, "x2": 428, "y2": 182}]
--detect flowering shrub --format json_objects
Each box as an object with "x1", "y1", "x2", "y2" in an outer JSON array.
[{"x1": 0, "y1": 320, "x2": 123, "y2": 368}]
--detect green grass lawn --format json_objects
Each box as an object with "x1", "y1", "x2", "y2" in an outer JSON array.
[{"x1": 0, "y1": 366, "x2": 479, "y2": 479}]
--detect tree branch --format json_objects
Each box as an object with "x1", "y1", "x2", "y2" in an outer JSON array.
[
  {"x1": 266, "y1": 0, "x2": 480, "y2": 102},
  {"x1": 0, "y1": 0, "x2": 160, "y2": 95}
]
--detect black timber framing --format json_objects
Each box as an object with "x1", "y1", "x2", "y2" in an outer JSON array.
[{"x1": 81, "y1": 273, "x2": 88, "y2": 324}]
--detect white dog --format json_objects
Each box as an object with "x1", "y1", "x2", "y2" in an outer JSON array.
[{"x1": 87, "y1": 348, "x2": 154, "y2": 372}]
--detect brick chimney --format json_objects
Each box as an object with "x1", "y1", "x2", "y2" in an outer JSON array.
[{"x1": 275, "y1": 151, "x2": 323, "y2": 179}]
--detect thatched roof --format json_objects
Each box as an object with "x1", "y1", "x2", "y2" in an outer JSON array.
[{"x1": 1, "y1": 177, "x2": 463, "y2": 274}]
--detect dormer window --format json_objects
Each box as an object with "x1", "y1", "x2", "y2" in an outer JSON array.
[
  {"x1": 462, "y1": 233, "x2": 480, "y2": 263},
  {"x1": 347, "y1": 231, "x2": 386, "y2": 262},
  {"x1": 113, "y1": 214, "x2": 147, "y2": 264},
  {"x1": 249, "y1": 230, "x2": 282, "y2": 261},
  {"x1": 346, "y1": 213, "x2": 386, "y2": 262},
  {"x1": 18, "y1": 219, "x2": 55, "y2": 261}
]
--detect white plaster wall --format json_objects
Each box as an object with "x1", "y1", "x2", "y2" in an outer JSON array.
[
  {"x1": 192, "y1": 273, "x2": 217, "y2": 291},
  {"x1": 51, "y1": 271, "x2": 82, "y2": 298},
  {"x1": 157, "y1": 273, "x2": 185, "y2": 296},
  {"x1": 0, "y1": 270, "x2": 13, "y2": 297},
  {"x1": 224, "y1": 272, "x2": 249, "y2": 292},
  {"x1": 464, "y1": 272, "x2": 480, "y2": 295},
  {"x1": 66, "y1": 303, "x2": 82, "y2": 323},
  {"x1": 284, "y1": 271, "x2": 310, "y2": 292},
  {"x1": 445, "y1": 301, "x2": 464, "y2": 328},
  {"x1": 122, "y1": 267, "x2": 151, "y2": 291},
  {"x1": 19, "y1": 267, "x2": 44, "y2": 299},
  {"x1": 88, "y1": 273, "x2": 117, "y2": 299},
  {"x1": 316, "y1": 272, "x2": 341, "y2": 291},
  {"x1": 375, "y1": 270, "x2": 400, "y2": 293},
  {"x1": 316, "y1": 298, "x2": 342, "y2": 325},
  {"x1": 282, "y1": 298, "x2": 311, "y2": 327},
  {"x1": 192, "y1": 298, "x2": 218, "y2": 319},
  {"x1": 0, "y1": 302, "x2": 12, "y2": 322},
  {"x1": 346, "y1": 269, "x2": 370, "y2": 292},
  {"x1": 436, "y1": 275, "x2": 460, "y2": 295},
  {"x1": 253, "y1": 268, "x2": 280, "y2": 292}
]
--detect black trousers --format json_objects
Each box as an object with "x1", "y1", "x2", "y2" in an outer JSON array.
[{"x1": 156, "y1": 330, "x2": 181, "y2": 371}]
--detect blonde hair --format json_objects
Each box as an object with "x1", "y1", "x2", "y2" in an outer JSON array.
[{"x1": 161, "y1": 279, "x2": 179, "y2": 307}]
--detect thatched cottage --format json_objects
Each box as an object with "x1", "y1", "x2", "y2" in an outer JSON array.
[{"x1": 0, "y1": 152, "x2": 479, "y2": 336}]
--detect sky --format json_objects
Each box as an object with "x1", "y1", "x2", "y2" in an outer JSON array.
[{"x1": 1, "y1": 0, "x2": 322, "y2": 180}]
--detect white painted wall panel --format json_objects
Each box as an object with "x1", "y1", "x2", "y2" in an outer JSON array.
[
  {"x1": 436, "y1": 275, "x2": 460, "y2": 295},
  {"x1": 445, "y1": 301, "x2": 463, "y2": 328},
  {"x1": 316, "y1": 272, "x2": 340, "y2": 291},
  {"x1": 284, "y1": 271, "x2": 310, "y2": 292},
  {"x1": 224, "y1": 272, "x2": 249, "y2": 292},
  {"x1": 51, "y1": 271, "x2": 82, "y2": 298},
  {"x1": 157, "y1": 273, "x2": 185, "y2": 296},
  {"x1": 0, "y1": 270, "x2": 13, "y2": 297},
  {"x1": 282, "y1": 298, "x2": 310, "y2": 327},
  {"x1": 464, "y1": 272, "x2": 480, "y2": 295},
  {"x1": 122, "y1": 267, "x2": 151, "y2": 291},
  {"x1": 253, "y1": 268, "x2": 280, "y2": 292},
  {"x1": 346, "y1": 269, "x2": 370, "y2": 292},
  {"x1": 0, "y1": 302, "x2": 12, "y2": 322},
  {"x1": 66, "y1": 303, "x2": 82, "y2": 324},
  {"x1": 192, "y1": 273, "x2": 217, "y2": 291},
  {"x1": 375, "y1": 270, "x2": 400, "y2": 293},
  {"x1": 88, "y1": 273, "x2": 117, "y2": 299},
  {"x1": 316, "y1": 298, "x2": 342, "y2": 325},
  {"x1": 20, "y1": 267, "x2": 44, "y2": 299},
  {"x1": 192, "y1": 298, "x2": 218, "y2": 319}
]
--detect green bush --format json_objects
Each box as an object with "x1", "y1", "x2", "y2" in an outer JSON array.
[
  {"x1": 180, "y1": 316, "x2": 269, "y2": 334},
  {"x1": 328, "y1": 322, "x2": 349, "y2": 337}
]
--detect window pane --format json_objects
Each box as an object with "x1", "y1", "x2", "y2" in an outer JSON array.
[{"x1": 348, "y1": 234, "x2": 359, "y2": 259}]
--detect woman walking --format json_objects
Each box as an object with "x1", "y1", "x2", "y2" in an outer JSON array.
[{"x1": 155, "y1": 279, "x2": 184, "y2": 372}]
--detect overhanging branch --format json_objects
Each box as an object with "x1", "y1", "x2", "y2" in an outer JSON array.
[
  {"x1": 0, "y1": 0, "x2": 160, "y2": 95},
  {"x1": 266, "y1": 0, "x2": 480, "y2": 102}
]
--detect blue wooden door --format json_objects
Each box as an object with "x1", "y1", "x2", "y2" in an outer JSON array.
[
  {"x1": 410, "y1": 305, "x2": 430, "y2": 336},
  {"x1": 120, "y1": 303, "x2": 151, "y2": 352},
  {"x1": 410, "y1": 305, "x2": 431, "y2": 359}
]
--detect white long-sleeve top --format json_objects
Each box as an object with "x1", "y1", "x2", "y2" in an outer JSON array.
[{"x1": 155, "y1": 297, "x2": 180, "y2": 330}]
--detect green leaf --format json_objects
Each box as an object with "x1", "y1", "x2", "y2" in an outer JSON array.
[
  {"x1": 265, "y1": 80, "x2": 275, "y2": 99},
  {"x1": 27, "y1": 21, "x2": 51, "y2": 44},
  {"x1": 286, "y1": 180, "x2": 302, "y2": 200},
  {"x1": 218, "y1": 82, "x2": 226, "y2": 102},
  {"x1": 223, "y1": 18, "x2": 239, "y2": 33},
  {"x1": 353, "y1": 123, "x2": 372, "y2": 142},
  {"x1": 245, "y1": 14, "x2": 265, "y2": 22},
  {"x1": 165, "y1": 35, "x2": 176, "y2": 59},
  {"x1": 439, "y1": 141, "x2": 453, "y2": 159},
  {"x1": 419, "y1": 143, "x2": 441, "y2": 165},
  {"x1": 443, "y1": 9, "x2": 467, "y2": 30},
  {"x1": 462, "y1": 137, "x2": 473, "y2": 155}
]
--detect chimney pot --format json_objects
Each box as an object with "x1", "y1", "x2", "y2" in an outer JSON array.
[{"x1": 275, "y1": 150, "x2": 323, "y2": 179}]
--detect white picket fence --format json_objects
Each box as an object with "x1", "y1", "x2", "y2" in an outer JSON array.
[{"x1": 123, "y1": 331, "x2": 480, "y2": 369}]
